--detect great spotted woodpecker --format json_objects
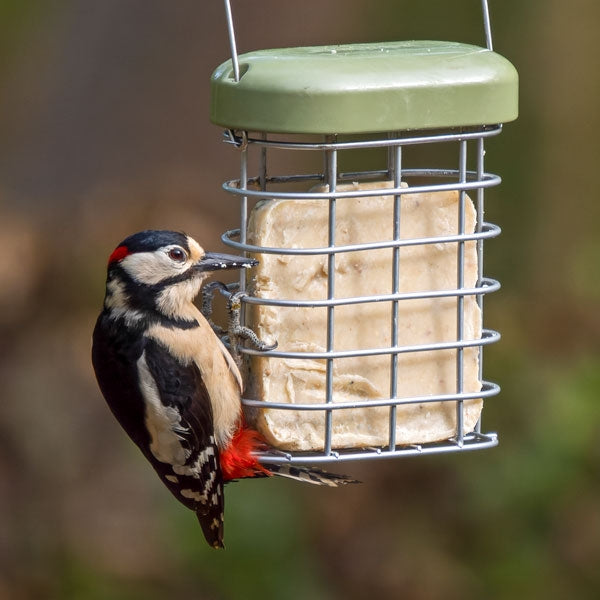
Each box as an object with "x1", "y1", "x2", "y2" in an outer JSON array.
[{"x1": 92, "y1": 230, "x2": 356, "y2": 549}]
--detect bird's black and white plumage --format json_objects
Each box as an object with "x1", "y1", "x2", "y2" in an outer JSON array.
[{"x1": 92, "y1": 230, "x2": 357, "y2": 549}]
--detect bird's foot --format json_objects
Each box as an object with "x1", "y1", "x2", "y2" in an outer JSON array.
[
  {"x1": 200, "y1": 281, "x2": 231, "y2": 336},
  {"x1": 227, "y1": 292, "x2": 277, "y2": 362}
]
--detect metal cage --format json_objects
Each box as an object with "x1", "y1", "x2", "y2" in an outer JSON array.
[{"x1": 211, "y1": 1, "x2": 518, "y2": 464}]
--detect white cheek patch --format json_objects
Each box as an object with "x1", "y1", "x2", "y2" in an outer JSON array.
[
  {"x1": 137, "y1": 351, "x2": 190, "y2": 466},
  {"x1": 156, "y1": 278, "x2": 203, "y2": 317},
  {"x1": 121, "y1": 251, "x2": 192, "y2": 285}
]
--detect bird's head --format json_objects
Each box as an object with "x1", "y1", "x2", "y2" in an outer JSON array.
[{"x1": 103, "y1": 230, "x2": 256, "y2": 322}]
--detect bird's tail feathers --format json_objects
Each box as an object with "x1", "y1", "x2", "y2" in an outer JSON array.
[
  {"x1": 267, "y1": 463, "x2": 359, "y2": 487},
  {"x1": 196, "y1": 511, "x2": 225, "y2": 550}
]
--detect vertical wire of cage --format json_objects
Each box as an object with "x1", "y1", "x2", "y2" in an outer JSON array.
[{"x1": 211, "y1": 0, "x2": 518, "y2": 464}]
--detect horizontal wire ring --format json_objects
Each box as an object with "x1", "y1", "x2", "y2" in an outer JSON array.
[
  {"x1": 223, "y1": 171, "x2": 501, "y2": 200},
  {"x1": 252, "y1": 432, "x2": 499, "y2": 465},
  {"x1": 239, "y1": 328, "x2": 500, "y2": 360},
  {"x1": 224, "y1": 125, "x2": 503, "y2": 151},
  {"x1": 242, "y1": 380, "x2": 500, "y2": 412},
  {"x1": 223, "y1": 222, "x2": 501, "y2": 255}
]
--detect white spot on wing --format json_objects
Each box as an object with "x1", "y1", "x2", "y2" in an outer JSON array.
[
  {"x1": 172, "y1": 445, "x2": 215, "y2": 477},
  {"x1": 178, "y1": 471, "x2": 217, "y2": 505},
  {"x1": 181, "y1": 489, "x2": 204, "y2": 502}
]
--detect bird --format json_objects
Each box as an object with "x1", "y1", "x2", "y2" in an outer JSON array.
[{"x1": 91, "y1": 229, "x2": 357, "y2": 548}]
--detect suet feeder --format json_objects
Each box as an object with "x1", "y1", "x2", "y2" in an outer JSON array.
[{"x1": 210, "y1": 1, "x2": 518, "y2": 464}]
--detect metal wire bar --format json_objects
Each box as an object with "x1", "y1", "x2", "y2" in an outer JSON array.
[
  {"x1": 456, "y1": 139, "x2": 468, "y2": 446},
  {"x1": 233, "y1": 165, "x2": 496, "y2": 184},
  {"x1": 475, "y1": 137, "x2": 486, "y2": 434},
  {"x1": 324, "y1": 140, "x2": 337, "y2": 456},
  {"x1": 481, "y1": 0, "x2": 494, "y2": 51},
  {"x1": 247, "y1": 167, "x2": 487, "y2": 187},
  {"x1": 389, "y1": 144, "x2": 402, "y2": 451},
  {"x1": 240, "y1": 328, "x2": 500, "y2": 360},
  {"x1": 224, "y1": 125, "x2": 502, "y2": 151},
  {"x1": 242, "y1": 380, "x2": 500, "y2": 412},
  {"x1": 223, "y1": 222, "x2": 501, "y2": 256},
  {"x1": 237, "y1": 277, "x2": 500, "y2": 308},
  {"x1": 228, "y1": 168, "x2": 499, "y2": 192},
  {"x1": 237, "y1": 145, "x2": 249, "y2": 295},
  {"x1": 223, "y1": 0, "x2": 240, "y2": 82},
  {"x1": 252, "y1": 432, "x2": 498, "y2": 465},
  {"x1": 259, "y1": 132, "x2": 267, "y2": 190},
  {"x1": 221, "y1": 1, "x2": 495, "y2": 87},
  {"x1": 223, "y1": 172, "x2": 501, "y2": 201},
  {"x1": 245, "y1": 171, "x2": 377, "y2": 186}
]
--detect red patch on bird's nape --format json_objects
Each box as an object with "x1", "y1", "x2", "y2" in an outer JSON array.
[
  {"x1": 108, "y1": 245, "x2": 130, "y2": 266},
  {"x1": 220, "y1": 426, "x2": 272, "y2": 481}
]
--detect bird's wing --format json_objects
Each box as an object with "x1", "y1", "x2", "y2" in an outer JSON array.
[{"x1": 142, "y1": 337, "x2": 225, "y2": 548}]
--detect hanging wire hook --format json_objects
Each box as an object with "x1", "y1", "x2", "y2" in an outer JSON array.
[
  {"x1": 226, "y1": 0, "x2": 494, "y2": 63},
  {"x1": 481, "y1": 0, "x2": 493, "y2": 51},
  {"x1": 223, "y1": 0, "x2": 241, "y2": 81},
  {"x1": 223, "y1": 129, "x2": 248, "y2": 151}
]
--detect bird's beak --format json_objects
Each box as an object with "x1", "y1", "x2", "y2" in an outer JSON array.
[{"x1": 195, "y1": 252, "x2": 258, "y2": 272}]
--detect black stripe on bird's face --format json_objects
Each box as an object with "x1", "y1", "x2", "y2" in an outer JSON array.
[
  {"x1": 146, "y1": 252, "x2": 258, "y2": 291},
  {"x1": 149, "y1": 252, "x2": 257, "y2": 322}
]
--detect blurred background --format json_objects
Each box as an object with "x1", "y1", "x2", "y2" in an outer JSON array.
[{"x1": 0, "y1": 1, "x2": 598, "y2": 598}]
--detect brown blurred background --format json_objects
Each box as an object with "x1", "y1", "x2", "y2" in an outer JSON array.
[{"x1": 0, "y1": 1, "x2": 599, "y2": 599}]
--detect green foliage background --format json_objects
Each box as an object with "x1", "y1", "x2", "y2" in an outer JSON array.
[{"x1": 0, "y1": 1, "x2": 598, "y2": 599}]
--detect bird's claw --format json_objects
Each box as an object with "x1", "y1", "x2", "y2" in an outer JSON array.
[
  {"x1": 201, "y1": 281, "x2": 230, "y2": 336},
  {"x1": 226, "y1": 292, "x2": 278, "y2": 363},
  {"x1": 202, "y1": 286, "x2": 277, "y2": 363}
]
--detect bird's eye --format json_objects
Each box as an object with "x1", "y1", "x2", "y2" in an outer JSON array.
[{"x1": 168, "y1": 247, "x2": 187, "y2": 262}]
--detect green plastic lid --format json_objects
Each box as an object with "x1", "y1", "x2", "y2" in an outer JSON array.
[{"x1": 210, "y1": 40, "x2": 518, "y2": 134}]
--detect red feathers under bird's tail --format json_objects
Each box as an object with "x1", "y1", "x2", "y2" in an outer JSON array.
[
  {"x1": 219, "y1": 425, "x2": 359, "y2": 486},
  {"x1": 219, "y1": 426, "x2": 271, "y2": 481}
]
